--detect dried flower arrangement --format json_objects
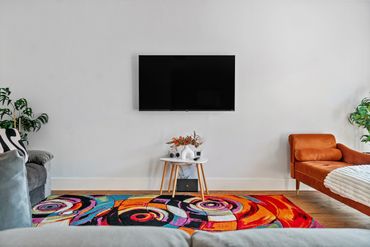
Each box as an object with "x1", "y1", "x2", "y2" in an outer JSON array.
[{"x1": 166, "y1": 131, "x2": 203, "y2": 148}]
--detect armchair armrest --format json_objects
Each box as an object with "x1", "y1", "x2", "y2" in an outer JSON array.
[
  {"x1": 337, "y1": 144, "x2": 370, "y2": 164},
  {"x1": 27, "y1": 150, "x2": 54, "y2": 166}
]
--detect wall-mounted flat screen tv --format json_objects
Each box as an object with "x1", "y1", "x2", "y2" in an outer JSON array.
[{"x1": 139, "y1": 55, "x2": 235, "y2": 111}]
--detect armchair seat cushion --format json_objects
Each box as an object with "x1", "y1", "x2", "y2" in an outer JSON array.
[
  {"x1": 296, "y1": 161, "x2": 350, "y2": 181},
  {"x1": 26, "y1": 163, "x2": 47, "y2": 191}
]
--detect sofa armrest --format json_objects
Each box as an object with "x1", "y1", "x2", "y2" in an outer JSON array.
[
  {"x1": 337, "y1": 144, "x2": 370, "y2": 164},
  {"x1": 27, "y1": 150, "x2": 54, "y2": 166}
]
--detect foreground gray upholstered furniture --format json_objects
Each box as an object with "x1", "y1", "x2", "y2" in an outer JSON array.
[
  {"x1": 0, "y1": 227, "x2": 369, "y2": 247},
  {"x1": 26, "y1": 150, "x2": 53, "y2": 206},
  {"x1": 192, "y1": 228, "x2": 370, "y2": 247},
  {"x1": 0, "y1": 226, "x2": 191, "y2": 247},
  {"x1": 0, "y1": 150, "x2": 32, "y2": 230}
]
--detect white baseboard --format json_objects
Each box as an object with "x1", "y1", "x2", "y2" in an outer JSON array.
[{"x1": 51, "y1": 177, "x2": 314, "y2": 191}]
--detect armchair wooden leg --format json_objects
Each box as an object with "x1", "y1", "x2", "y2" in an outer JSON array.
[{"x1": 296, "y1": 180, "x2": 300, "y2": 195}]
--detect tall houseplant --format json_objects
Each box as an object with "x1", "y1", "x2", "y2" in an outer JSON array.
[
  {"x1": 349, "y1": 96, "x2": 370, "y2": 143},
  {"x1": 0, "y1": 87, "x2": 48, "y2": 144}
]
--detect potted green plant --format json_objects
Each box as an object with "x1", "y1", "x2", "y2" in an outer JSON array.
[
  {"x1": 0, "y1": 87, "x2": 49, "y2": 144},
  {"x1": 349, "y1": 95, "x2": 370, "y2": 144}
]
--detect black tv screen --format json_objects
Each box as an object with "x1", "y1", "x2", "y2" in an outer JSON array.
[{"x1": 139, "y1": 55, "x2": 235, "y2": 111}]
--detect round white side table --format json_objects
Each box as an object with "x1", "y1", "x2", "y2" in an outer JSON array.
[{"x1": 159, "y1": 158, "x2": 209, "y2": 201}]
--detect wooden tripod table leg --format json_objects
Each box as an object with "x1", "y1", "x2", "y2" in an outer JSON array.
[
  {"x1": 168, "y1": 164, "x2": 175, "y2": 192},
  {"x1": 196, "y1": 163, "x2": 205, "y2": 201},
  {"x1": 172, "y1": 165, "x2": 179, "y2": 198},
  {"x1": 200, "y1": 163, "x2": 209, "y2": 195},
  {"x1": 159, "y1": 161, "x2": 168, "y2": 195}
]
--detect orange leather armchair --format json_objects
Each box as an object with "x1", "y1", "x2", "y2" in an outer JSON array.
[{"x1": 289, "y1": 134, "x2": 370, "y2": 216}]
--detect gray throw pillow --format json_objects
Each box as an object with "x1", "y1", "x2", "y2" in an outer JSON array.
[{"x1": 0, "y1": 150, "x2": 32, "y2": 230}]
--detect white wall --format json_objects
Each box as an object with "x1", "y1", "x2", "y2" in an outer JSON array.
[{"x1": 1, "y1": 0, "x2": 369, "y2": 190}]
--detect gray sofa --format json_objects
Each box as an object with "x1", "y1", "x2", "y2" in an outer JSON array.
[
  {"x1": 0, "y1": 226, "x2": 369, "y2": 247},
  {"x1": 26, "y1": 150, "x2": 53, "y2": 205}
]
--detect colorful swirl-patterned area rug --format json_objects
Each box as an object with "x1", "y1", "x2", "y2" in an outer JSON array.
[{"x1": 32, "y1": 194, "x2": 321, "y2": 234}]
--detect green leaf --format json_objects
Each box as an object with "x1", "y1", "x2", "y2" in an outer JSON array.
[
  {"x1": 14, "y1": 98, "x2": 27, "y2": 110},
  {"x1": 0, "y1": 108, "x2": 12, "y2": 119},
  {"x1": 36, "y1": 113, "x2": 49, "y2": 124},
  {"x1": 0, "y1": 120, "x2": 14, "y2": 129},
  {"x1": 22, "y1": 107, "x2": 33, "y2": 117},
  {"x1": 0, "y1": 87, "x2": 11, "y2": 96},
  {"x1": 19, "y1": 116, "x2": 32, "y2": 131},
  {"x1": 349, "y1": 95, "x2": 370, "y2": 143},
  {"x1": 0, "y1": 88, "x2": 11, "y2": 105}
]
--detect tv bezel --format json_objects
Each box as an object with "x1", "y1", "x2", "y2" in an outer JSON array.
[{"x1": 138, "y1": 55, "x2": 235, "y2": 111}]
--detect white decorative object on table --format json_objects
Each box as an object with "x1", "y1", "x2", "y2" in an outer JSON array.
[
  {"x1": 166, "y1": 131, "x2": 204, "y2": 179},
  {"x1": 181, "y1": 145, "x2": 195, "y2": 160},
  {"x1": 169, "y1": 147, "x2": 181, "y2": 158}
]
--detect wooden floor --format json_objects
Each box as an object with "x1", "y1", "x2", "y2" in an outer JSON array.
[{"x1": 53, "y1": 190, "x2": 370, "y2": 229}]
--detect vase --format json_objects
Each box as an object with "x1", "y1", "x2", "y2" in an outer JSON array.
[{"x1": 181, "y1": 145, "x2": 195, "y2": 160}]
